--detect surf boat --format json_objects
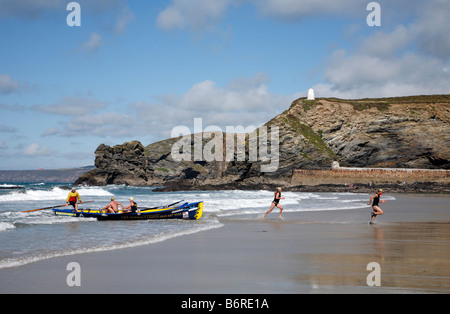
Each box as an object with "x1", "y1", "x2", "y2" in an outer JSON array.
[{"x1": 52, "y1": 201, "x2": 203, "y2": 221}]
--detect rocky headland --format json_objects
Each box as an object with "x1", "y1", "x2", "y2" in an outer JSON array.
[
  {"x1": 75, "y1": 95, "x2": 450, "y2": 193},
  {"x1": 0, "y1": 166, "x2": 95, "y2": 184}
]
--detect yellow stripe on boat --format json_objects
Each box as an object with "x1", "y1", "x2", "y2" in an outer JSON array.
[{"x1": 194, "y1": 201, "x2": 203, "y2": 220}]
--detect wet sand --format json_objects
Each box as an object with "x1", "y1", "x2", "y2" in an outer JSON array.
[{"x1": 0, "y1": 194, "x2": 449, "y2": 294}]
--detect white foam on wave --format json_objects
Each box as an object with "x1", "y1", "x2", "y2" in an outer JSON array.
[
  {"x1": 0, "y1": 218, "x2": 223, "y2": 270},
  {"x1": 76, "y1": 187, "x2": 114, "y2": 197},
  {"x1": 0, "y1": 222, "x2": 15, "y2": 231},
  {"x1": 0, "y1": 209, "x2": 96, "y2": 229},
  {"x1": 0, "y1": 186, "x2": 113, "y2": 202},
  {"x1": 200, "y1": 191, "x2": 313, "y2": 213},
  {"x1": 203, "y1": 191, "x2": 370, "y2": 215},
  {"x1": 18, "y1": 215, "x2": 97, "y2": 226},
  {"x1": 0, "y1": 184, "x2": 22, "y2": 188},
  {"x1": 0, "y1": 187, "x2": 67, "y2": 202}
]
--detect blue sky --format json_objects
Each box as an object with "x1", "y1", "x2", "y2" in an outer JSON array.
[{"x1": 0, "y1": 0, "x2": 449, "y2": 170}]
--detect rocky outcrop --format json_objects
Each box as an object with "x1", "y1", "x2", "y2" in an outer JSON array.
[
  {"x1": 75, "y1": 95, "x2": 450, "y2": 189},
  {"x1": 284, "y1": 96, "x2": 450, "y2": 170},
  {"x1": 76, "y1": 141, "x2": 150, "y2": 186}
]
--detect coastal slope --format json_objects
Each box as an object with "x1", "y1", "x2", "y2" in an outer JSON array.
[
  {"x1": 0, "y1": 166, "x2": 95, "y2": 184},
  {"x1": 75, "y1": 95, "x2": 450, "y2": 189}
]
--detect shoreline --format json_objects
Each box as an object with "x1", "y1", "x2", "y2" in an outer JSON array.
[
  {"x1": 0, "y1": 193, "x2": 449, "y2": 294},
  {"x1": 152, "y1": 180, "x2": 450, "y2": 194}
]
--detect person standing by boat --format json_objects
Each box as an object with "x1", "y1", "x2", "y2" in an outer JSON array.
[
  {"x1": 65, "y1": 187, "x2": 83, "y2": 212},
  {"x1": 368, "y1": 189, "x2": 386, "y2": 224},
  {"x1": 123, "y1": 197, "x2": 140, "y2": 214},
  {"x1": 101, "y1": 197, "x2": 124, "y2": 214},
  {"x1": 263, "y1": 187, "x2": 285, "y2": 220}
]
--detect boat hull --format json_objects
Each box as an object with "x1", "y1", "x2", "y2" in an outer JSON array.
[{"x1": 53, "y1": 201, "x2": 203, "y2": 221}]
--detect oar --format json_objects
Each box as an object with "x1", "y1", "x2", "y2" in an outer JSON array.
[
  {"x1": 138, "y1": 200, "x2": 185, "y2": 212},
  {"x1": 22, "y1": 204, "x2": 66, "y2": 213},
  {"x1": 166, "y1": 200, "x2": 184, "y2": 207},
  {"x1": 22, "y1": 201, "x2": 94, "y2": 213}
]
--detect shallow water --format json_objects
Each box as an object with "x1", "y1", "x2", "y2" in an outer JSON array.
[{"x1": 0, "y1": 183, "x2": 383, "y2": 269}]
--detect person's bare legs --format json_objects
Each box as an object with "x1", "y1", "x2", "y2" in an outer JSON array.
[
  {"x1": 263, "y1": 203, "x2": 284, "y2": 220},
  {"x1": 277, "y1": 204, "x2": 284, "y2": 220},
  {"x1": 105, "y1": 205, "x2": 115, "y2": 214},
  {"x1": 370, "y1": 205, "x2": 383, "y2": 223},
  {"x1": 263, "y1": 202, "x2": 276, "y2": 220}
]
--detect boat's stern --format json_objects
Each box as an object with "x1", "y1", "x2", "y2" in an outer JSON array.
[{"x1": 186, "y1": 201, "x2": 203, "y2": 220}]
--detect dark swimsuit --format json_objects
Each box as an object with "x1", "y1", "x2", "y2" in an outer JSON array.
[
  {"x1": 372, "y1": 195, "x2": 380, "y2": 207},
  {"x1": 273, "y1": 192, "x2": 281, "y2": 205}
]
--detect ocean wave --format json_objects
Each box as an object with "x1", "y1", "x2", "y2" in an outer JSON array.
[
  {"x1": 0, "y1": 222, "x2": 15, "y2": 232},
  {"x1": 15, "y1": 215, "x2": 97, "y2": 226},
  {"x1": 0, "y1": 189, "x2": 393, "y2": 270},
  {"x1": 0, "y1": 219, "x2": 223, "y2": 270},
  {"x1": 76, "y1": 187, "x2": 114, "y2": 197},
  {"x1": 0, "y1": 186, "x2": 112, "y2": 202},
  {"x1": 0, "y1": 208, "x2": 96, "y2": 229},
  {"x1": 0, "y1": 184, "x2": 22, "y2": 188}
]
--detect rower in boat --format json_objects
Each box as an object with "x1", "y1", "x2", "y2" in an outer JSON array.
[
  {"x1": 123, "y1": 197, "x2": 140, "y2": 215},
  {"x1": 100, "y1": 197, "x2": 124, "y2": 214}
]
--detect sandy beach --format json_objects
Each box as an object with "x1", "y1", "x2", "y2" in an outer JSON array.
[{"x1": 1, "y1": 193, "x2": 449, "y2": 295}]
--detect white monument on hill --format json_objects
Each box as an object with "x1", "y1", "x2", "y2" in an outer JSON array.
[{"x1": 307, "y1": 88, "x2": 315, "y2": 100}]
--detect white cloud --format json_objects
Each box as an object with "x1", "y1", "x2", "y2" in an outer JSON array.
[
  {"x1": 0, "y1": 74, "x2": 21, "y2": 94},
  {"x1": 315, "y1": 51, "x2": 450, "y2": 99},
  {"x1": 130, "y1": 73, "x2": 300, "y2": 139},
  {"x1": 41, "y1": 127, "x2": 60, "y2": 137},
  {"x1": 156, "y1": 0, "x2": 234, "y2": 31},
  {"x1": 62, "y1": 112, "x2": 135, "y2": 137},
  {"x1": 22, "y1": 143, "x2": 54, "y2": 157},
  {"x1": 156, "y1": 0, "x2": 365, "y2": 31},
  {"x1": 410, "y1": 0, "x2": 450, "y2": 61},
  {"x1": 249, "y1": 0, "x2": 362, "y2": 21},
  {"x1": 34, "y1": 96, "x2": 108, "y2": 116},
  {"x1": 0, "y1": 73, "x2": 36, "y2": 95},
  {"x1": 0, "y1": 0, "x2": 129, "y2": 20},
  {"x1": 0, "y1": 124, "x2": 18, "y2": 133},
  {"x1": 81, "y1": 32, "x2": 104, "y2": 54},
  {"x1": 178, "y1": 79, "x2": 285, "y2": 113},
  {"x1": 0, "y1": 0, "x2": 62, "y2": 19},
  {"x1": 314, "y1": 0, "x2": 450, "y2": 98},
  {"x1": 115, "y1": 6, "x2": 134, "y2": 34},
  {"x1": 155, "y1": 0, "x2": 449, "y2": 99}
]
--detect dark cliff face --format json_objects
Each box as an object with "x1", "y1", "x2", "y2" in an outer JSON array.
[{"x1": 75, "y1": 95, "x2": 450, "y2": 187}]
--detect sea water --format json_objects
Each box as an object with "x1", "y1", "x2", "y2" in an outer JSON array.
[{"x1": 0, "y1": 183, "x2": 393, "y2": 269}]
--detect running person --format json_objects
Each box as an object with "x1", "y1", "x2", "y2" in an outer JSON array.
[
  {"x1": 368, "y1": 189, "x2": 386, "y2": 224},
  {"x1": 263, "y1": 187, "x2": 285, "y2": 220}
]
